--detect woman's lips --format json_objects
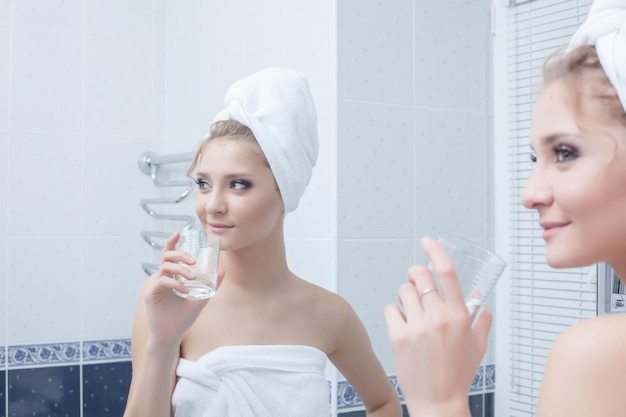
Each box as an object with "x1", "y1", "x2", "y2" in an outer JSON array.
[
  {"x1": 540, "y1": 222, "x2": 569, "y2": 240},
  {"x1": 208, "y1": 223, "x2": 233, "y2": 235}
]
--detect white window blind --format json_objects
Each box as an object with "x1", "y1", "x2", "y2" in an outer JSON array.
[{"x1": 506, "y1": 1, "x2": 595, "y2": 416}]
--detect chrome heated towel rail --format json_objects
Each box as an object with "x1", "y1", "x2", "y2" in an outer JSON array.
[{"x1": 138, "y1": 151, "x2": 195, "y2": 275}]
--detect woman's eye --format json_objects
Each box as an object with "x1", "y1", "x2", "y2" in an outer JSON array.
[
  {"x1": 529, "y1": 153, "x2": 537, "y2": 163},
  {"x1": 195, "y1": 179, "x2": 211, "y2": 190},
  {"x1": 231, "y1": 180, "x2": 250, "y2": 190},
  {"x1": 553, "y1": 145, "x2": 578, "y2": 162}
]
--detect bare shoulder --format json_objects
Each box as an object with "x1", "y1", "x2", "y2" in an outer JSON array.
[
  {"x1": 536, "y1": 314, "x2": 626, "y2": 417},
  {"x1": 295, "y1": 278, "x2": 359, "y2": 326},
  {"x1": 294, "y1": 278, "x2": 400, "y2": 414},
  {"x1": 551, "y1": 313, "x2": 626, "y2": 364}
]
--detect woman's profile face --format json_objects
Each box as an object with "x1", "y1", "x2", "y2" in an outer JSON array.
[
  {"x1": 521, "y1": 80, "x2": 626, "y2": 270},
  {"x1": 194, "y1": 137, "x2": 284, "y2": 251}
]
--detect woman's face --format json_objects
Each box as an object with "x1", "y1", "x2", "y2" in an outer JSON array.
[
  {"x1": 521, "y1": 80, "x2": 626, "y2": 270},
  {"x1": 194, "y1": 137, "x2": 284, "y2": 251}
]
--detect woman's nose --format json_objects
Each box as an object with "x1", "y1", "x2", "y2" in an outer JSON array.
[
  {"x1": 521, "y1": 167, "x2": 553, "y2": 210},
  {"x1": 204, "y1": 190, "x2": 227, "y2": 214}
]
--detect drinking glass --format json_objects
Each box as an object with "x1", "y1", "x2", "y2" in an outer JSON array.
[
  {"x1": 428, "y1": 233, "x2": 506, "y2": 325},
  {"x1": 172, "y1": 229, "x2": 220, "y2": 300}
]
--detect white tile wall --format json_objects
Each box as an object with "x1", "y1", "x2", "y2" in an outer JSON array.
[
  {"x1": 206, "y1": 7, "x2": 246, "y2": 120},
  {"x1": 285, "y1": 99, "x2": 335, "y2": 239},
  {"x1": 0, "y1": 126, "x2": 5, "y2": 348},
  {"x1": 10, "y1": 26, "x2": 83, "y2": 132},
  {"x1": 338, "y1": 0, "x2": 413, "y2": 105},
  {"x1": 338, "y1": 100, "x2": 414, "y2": 239},
  {"x1": 8, "y1": 131, "x2": 82, "y2": 237},
  {"x1": 0, "y1": 0, "x2": 9, "y2": 28},
  {"x1": 0, "y1": 24, "x2": 9, "y2": 131},
  {"x1": 166, "y1": 23, "x2": 211, "y2": 138},
  {"x1": 82, "y1": 134, "x2": 153, "y2": 236},
  {"x1": 0, "y1": 130, "x2": 7, "y2": 237},
  {"x1": 285, "y1": 238, "x2": 335, "y2": 292},
  {"x1": 13, "y1": 0, "x2": 83, "y2": 30},
  {"x1": 82, "y1": 237, "x2": 148, "y2": 340},
  {"x1": 7, "y1": 238, "x2": 82, "y2": 344},
  {"x1": 338, "y1": 239, "x2": 414, "y2": 372},
  {"x1": 337, "y1": 0, "x2": 494, "y2": 378},
  {"x1": 3, "y1": 1, "x2": 160, "y2": 348},
  {"x1": 284, "y1": 0, "x2": 336, "y2": 102},
  {"x1": 240, "y1": 0, "x2": 286, "y2": 73},
  {"x1": 84, "y1": 32, "x2": 155, "y2": 136},
  {"x1": 414, "y1": 108, "x2": 491, "y2": 239},
  {"x1": 0, "y1": 236, "x2": 6, "y2": 346},
  {"x1": 413, "y1": 1, "x2": 490, "y2": 111},
  {"x1": 167, "y1": 0, "x2": 212, "y2": 34},
  {"x1": 84, "y1": 0, "x2": 153, "y2": 36}
]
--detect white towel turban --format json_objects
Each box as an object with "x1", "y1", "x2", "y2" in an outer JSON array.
[
  {"x1": 568, "y1": 0, "x2": 626, "y2": 112},
  {"x1": 212, "y1": 67, "x2": 318, "y2": 214}
]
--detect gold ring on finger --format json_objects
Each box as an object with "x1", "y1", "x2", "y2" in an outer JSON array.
[{"x1": 418, "y1": 287, "x2": 438, "y2": 300}]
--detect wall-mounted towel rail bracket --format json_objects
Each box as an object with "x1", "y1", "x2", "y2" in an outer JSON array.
[{"x1": 138, "y1": 151, "x2": 196, "y2": 275}]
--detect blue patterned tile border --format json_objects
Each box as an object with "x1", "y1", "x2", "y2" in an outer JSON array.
[
  {"x1": 337, "y1": 379, "x2": 361, "y2": 411},
  {"x1": 6, "y1": 339, "x2": 132, "y2": 368},
  {"x1": 83, "y1": 339, "x2": 132, "y2": 363},
  {"x1": 484, "y1": 363, "x2": 495, "y2": 392},
  {"x1": 7, "y1": 341, "x2": 80, "y2": 368},
  {"x1": 338, "y1": 375, "x2": 402, "y2": 411},
  {"x1": 337, "y1": 365, "x2": 495, "y2": 411},
  {"x1": 470, "y1": 364, "x2": 485, "y2": 392},
  {"x1": 4, "y1": 338, "x2": 496, "y2": 402}
]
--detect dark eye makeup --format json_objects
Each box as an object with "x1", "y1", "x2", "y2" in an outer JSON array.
[
  {"x1": 231, "y1": 180, "x2": 252, "y2": 190},
  {"x1": 552, "y1": 144, "x2": 579, "y2": 162},
  {"x1": 194, "y1": 178, "x2": 210, "y2": 189}
]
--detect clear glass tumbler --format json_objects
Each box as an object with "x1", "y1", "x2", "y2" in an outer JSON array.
[{"x1": 172, "y1": 229, "x2": 220, "y2": 300}]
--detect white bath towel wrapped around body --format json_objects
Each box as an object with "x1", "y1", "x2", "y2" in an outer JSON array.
[{"x1": 171, "y1": 345, "x2": 331, "y2": 417}]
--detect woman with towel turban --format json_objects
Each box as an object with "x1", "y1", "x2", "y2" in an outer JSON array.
[
  {"x1": 124, "y1": 68, "x2": 402, "y2": 417},
  {"x1": 384, "y1": 1, "x2": 626, "y2": 416}
]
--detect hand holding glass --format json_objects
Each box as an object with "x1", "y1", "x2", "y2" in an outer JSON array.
[
  {"x1": 428, "y1": 233, "x2": 506, "y2": 325},
  {"x1": 173, "y1": 229, "x2": 220, "y2": 300}
]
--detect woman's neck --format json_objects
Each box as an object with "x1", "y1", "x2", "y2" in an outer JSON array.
[{"x1": 219, "y1": 237, "x2": 292, "y2": 291}]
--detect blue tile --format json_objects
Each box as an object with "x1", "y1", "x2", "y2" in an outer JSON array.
[
  {"x1": 339, "y1": 405, "x2": 410, "y2": 417},
  {"x1": 469, "y1": 393, "x2": 484, "y2": 417},
  {"x1": 8, "y1": 366, "x2": 80, "y2": 417},
  {"x1": 484, "y1": 392, "x2": 494, "y2": 417},
  {"x1": 0, "y1": 369, "x2": 5, "y2": 417},
  {"x1": 83, "y1": 361, "x2": 132, "y2": 417},
  {"x1": 339, "y1": 410, "x2": 365, "y2": 417}
]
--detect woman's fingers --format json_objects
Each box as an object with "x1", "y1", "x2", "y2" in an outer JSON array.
[
  {"x1": 159, "y1": 233, "x2": 197, "y2": 280},
  {"x1": 406, "y1": 264, "x2": 443, "y2": 312},
  {"x1": 160, "y1": 260, "x2": 196, "y2": 280},
  {"x1": 420, "y1": 236, "x2": 465, "y2": 307},
  {"x1": 163, "y1": 232, "x2": 180, "y2": 251},
  {"x1": 383, "y1": 304, "x2": 407, "y2": 335},
  {"x1": 397, "y1": 281, "x2": 423, "y2": 314}
]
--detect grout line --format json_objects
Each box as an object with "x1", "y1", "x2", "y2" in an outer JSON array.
[
  {"x1": 78, "y1": 2, "x2": 87, "y2": 416},
  {"x1": 5, "y1": 0, "x2": 14, "y2": 414}
]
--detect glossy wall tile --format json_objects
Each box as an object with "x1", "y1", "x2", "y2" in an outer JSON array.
[
  {"x1": 0, "y1": 369, "x2": 4, "y2": 417},
  {"x1": 83, "y1": 362, "x2": 132, "y2": 417},
  {"x1": 8, "y1": 366, "x2": 80, "y2": 417},
  {"x1": 1, "y1": 338, "x2": 494, "y2": 416}
]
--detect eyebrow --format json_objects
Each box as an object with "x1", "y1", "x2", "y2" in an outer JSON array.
[
  {"x1": 195, "y1": 172, "x2": 256, "y2": 179},
  {"x1": 532, "y1": 133, "x2": 582, "y2": 149}
]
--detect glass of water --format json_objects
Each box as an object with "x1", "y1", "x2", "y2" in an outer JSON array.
[
  {"x1": 173, "y1": 229, "x2": 220, "y2": 300},
  {"x1": 428, "y1": 233, "x2": 506, "y2": 325}
]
